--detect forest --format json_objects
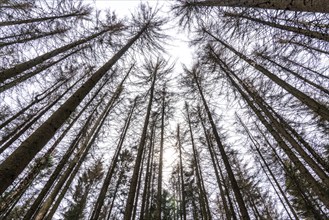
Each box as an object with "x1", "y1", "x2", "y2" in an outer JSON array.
[{"x1": 0, "y1": 0, "x2": 328, "y2": 219}]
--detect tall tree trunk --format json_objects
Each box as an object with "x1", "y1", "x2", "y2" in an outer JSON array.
[
  {"x1": 0, "y1": 93, "x2": 92, "y2": 214},
  {"x1": 224, "y1": 12, "x2": 329, "y2": 42},
  {"x1": 0, "y1": 77, "x2": 68, "y2": 130},
  {"x1": 211, "y1": 50, "x2": 329, "y2": 184},
  {"x1": 140, "y1": 118, "x2": 156, "y2": 220},
  {"x1": 237, "y1": 115, "x2": 299, "y2": 219},
  {"x1": 0, "y1": 24, "x2": 122, "y2": 83},
  {"x1": 0, "y1": 27, "x2": 69, "y2": 48},
  {"x1": 155, "y1": 87, "x2": 166, "y2": 220},
  {"x1": 0, "y1": 11, "x2": 89, "y2": 27},
  {"x1": 0, "y1": 47, "x2": 83, "y2": 93},
  {"x1": 183, "y1": 0, "x2": 329, "y2": 13},
  {"x1": 219, "y1": 60, "x2": 329, "y2": 207},
  {"x1": 190, "y1": 67, "x2": 250, "y2": 219},
  {"x1": 0, "y1": 72, "x2": 87, "y2": 154},
  {"x1": 33, "y1": 84, "x2": 122, "y2": 220},
  {"x1": 124, "y1": 60, "x2": 158, "y2": 220},
  {"x1": 22, "y1": 96, "x2": 105, "y2": 220},
  {"x1": 177, "y1": 125, "x2": 187, "y2": 220},
  {"x1": 90, "y1": 92, "x2": 136, "y2": 220},
  {"x1": 0, "y1": 26, "x2": 146, "y2": 193},
  {"x1": 204, "y1": 29, "x2": 329, "y2": 121},
  {"x1": 186, "y1": 104, "x2": 211, "y2": 220},
  {"x1": 198, "y1": 107, "x2": 233, "y2": 220},
  {"x1": 258, "y1": 53, "x2": 329, "y2": 95}
]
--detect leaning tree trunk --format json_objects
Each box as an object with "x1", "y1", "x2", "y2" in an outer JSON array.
[
  {"x1": 186, "y1": 104, "x2": 211, "y2": 220},
  {"x1": 0, "y1": 72, "x2": 87, "y2": 154},
  {"x1": 123, "y1": 61, "x2": 158, "y2": 220},
  {"x1": 0, "y1": 25, "x2": 147, "y2": 194},
  {"x1": 183, "y1": 0, "x2": 329, "y2": 13},
  {"x1": 139, "y1": 118, "x2": 156, "y2": 220},
  {"x1": 0, "y1": 27, "x2": 69, "y2": 48},
  {"x1": 210, "y1": 50, "x2": 329, "y2": 186},
  {"x1": 204, "y1": 29, "x2": 329, "y2": 121},
  {"x1": 0, "y1": 77, "x2": 68, "y2": 129},
  {"x1": 0, "y1": 24, "x2": 122, "y2": 83},
  {"x1": 224, "y1": 12, "x2": 329, "y2": 43},
  {"x1": 191, "y1": 68, "x2": 250, "y2": 219},
  {"x1": 31, "y1": 77, "x2": 124, "y2": 220},
  {"x1": 0, "y1": 94, "x2": 92, "y2": 214},
  {"x1": 22, "y1": 96, "x2": 105, "y2": 220},
  {"x1": 198, "y1": 108, "x2": 233, "y2": 220},
  {"x1": 0, "y1": 11, "x2": 89, "y2": 27},
  {"x1": 0, "y1": 47, "x2": 83, "y2": 93},
  {"x1": 90, "y1": 93, "x2": 136, "y2": 220},
  {"x1": 220, "y1": 62, "x2": 329, "y2": 208},
  {"x1": 258, "y1": 53, "x2": 329, "y2": 95},
  {"x1": 237, "y1": 115, "x2": 299, "y2": 219}
]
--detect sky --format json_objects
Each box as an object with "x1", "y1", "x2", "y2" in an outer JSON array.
[{"x1": 90, "y1": 0, "x2": 194, "y2": 181}]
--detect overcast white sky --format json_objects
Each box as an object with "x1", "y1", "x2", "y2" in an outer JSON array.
[
  {"x1": 90, "y1": 0, "x2": 194, "y2": 179},
  {"x1": 93, "y1": 0, "x2": 194, "y2": 68}
]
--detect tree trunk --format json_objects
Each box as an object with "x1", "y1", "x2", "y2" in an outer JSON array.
[
  {"x1": 177, "y1": 125, "x2": 187, "y2": 220},
  {"x1": 198, "y1": 108, "x2": 233, "y2": 220},
  {"x1": 0, "y1": 77, "x2": 68, "y2": 130},
  {"x1": 237, "y1": 115, "x2": 299, "y2": 219},
  {"x1": 204, "y1": 29, "x2": 329, "y2": 121},
  {"x1": 0, "y1": 11, "x2": 89, "y2": 27},
  {"x1": 191, "y1": 68, "x2": 250, "y2": 219},
  {"x1": 259, "y1": 53, "x2": 329, "y2": 95},
  {"x1": 186, "y1": 104, "x2": 211, "y2": 220},
  {"x1": 90, "y1": 92, "x2": 136, "y2": 220},
  {"x1": 33, "y1": 84, "x2": 122, "y2": 220},
  {"x1": 0, "y1": 47, "x2": 83, "y2": 93},
  {"x1": 155, "y1": 87, "x2": 166, "y2": 220},
  {"x1": 0, "y1": 24, "x2": 122, "y2": 83},
  {"x1": 184, "y1": 0, "x2": 329, "y2": 13},
  {"x1": 22, "y1": 96, "x2": 105, "y2": 220},
  {"x1": 0, "y1": 72, "x2": 87, "y2": 154},
  {"x1": 123, "y1": 60, "x2": 158, "y2": 220},
  {"x1": 224, "y1": 12, "x2": 329, "y2": 42},
  {"x1": 220, "y1": 62, "x2": 329, "y2": 208},
  {"x1": 211, "y1": 51, "x2": 329, "y2": 185},
  {"x1": 0, "y1": 95, "x2": 90, "y2": 214},
  {"x1": 0, "y1": 27, "x2": 69, "y2": 48},
  {"x1": 0, "y1": 26, "x2": 145, "y2": 193},
  {"x1": 140, "y1": 119, "x2": 156, "y2": 220}
]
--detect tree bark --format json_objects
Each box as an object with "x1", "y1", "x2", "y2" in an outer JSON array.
[
  {"x1": 184, "y1": 0, "x2": 329, "y2": 13},
  {"x1": 123, "y1": 60, "x2": 158, "y2": 220},
  {"x1": 224, "y1": 12, "x2": 329, "y2": 42},
  {"x1": 204, "y1": 29, "x2": 329, "y2": 121},
  {"x1": 90, "y1": 93, "x2": 136, "y2": 220},
  {"x1": 190, "y1": 67, "x2": 250, "y2": 219},
  {"x1": 0, "y1": 27, "x2": 145, "y2": 193},
  {"x1": 0, "y1": 24, "x2": 122, "y2": 83}
]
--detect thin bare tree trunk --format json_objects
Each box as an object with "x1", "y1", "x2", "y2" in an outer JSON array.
[
  {"x1": 224, "y1": 12, "x2": 329, "y2": 42},
  {"x1": 183, "y1": 0, "x2": 329, "y2": 13},
  {"x1": 0, "y1": 24, "x2": 122, "y2": 83},
  {"x1": 177, "y1": 125, "x2": 187, "y2": 220},
  {"x1": 191, "y1": 67, "x2": 250, "y2": 219},
  {"x1": 0, "y1": 11, "x2": 88, "y2": 27},
  {"x1": 0, "y1": 27, "x2": 145, "y2": 193},
  {"x1": 90, "y1": 92, "x2": 136, "y2": 220},
  {"x1": 204, "y1": 29, "x2": 329, "y2": 121},
  {"x1": 155, "y1": 87, "x2": 166, "y2": 220},
  {"x1": 237, "y1": 115, "x2": 299, "y2": 219},
  {"x1": 123, "y1": 61, "x2": 158, "y2": 220},
  {"x1": 198, "y1": 108, "x2": 232, "y2": 220}
]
